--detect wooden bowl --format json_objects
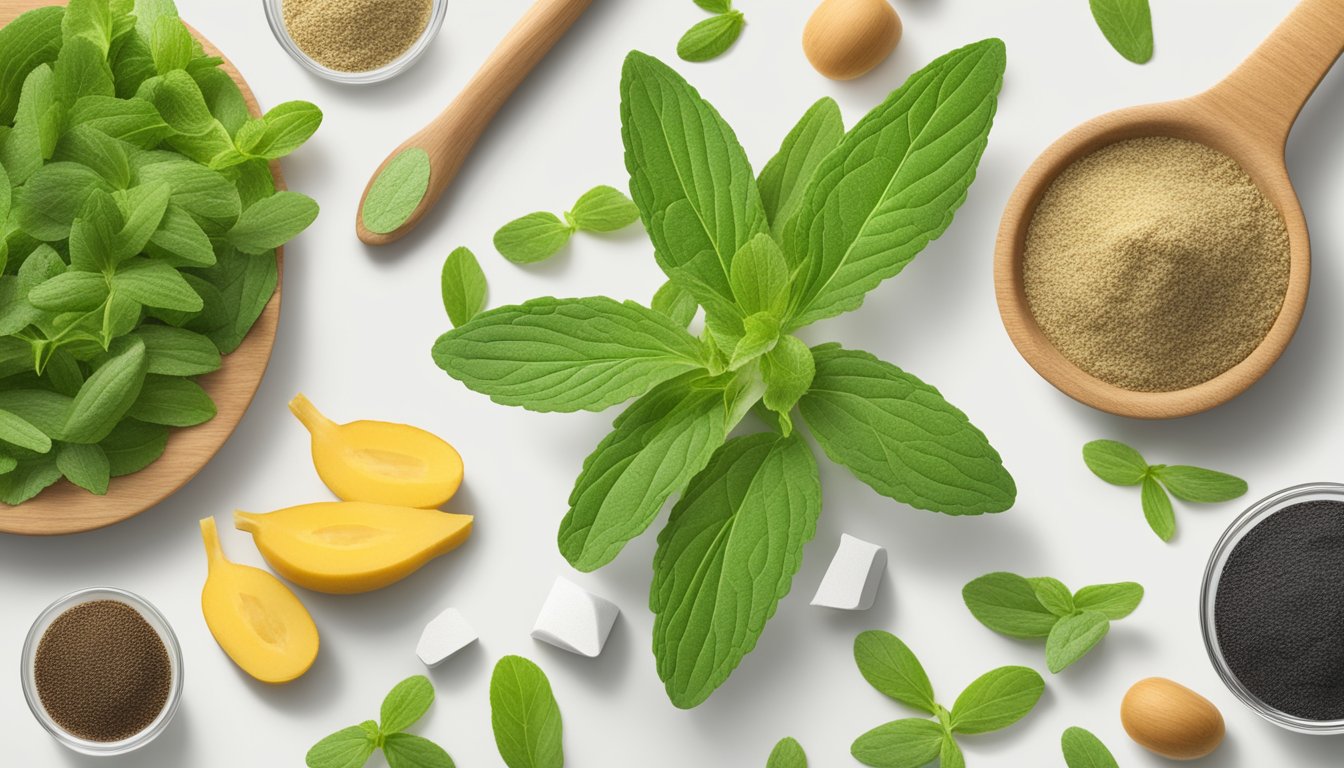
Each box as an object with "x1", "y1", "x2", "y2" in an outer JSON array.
[
  {"x1": 0, "y1": 1, "x2": 284, "y2": 535},
  {"x1": 995, "y1": 0, "x2": 1343, "y2": 419}
]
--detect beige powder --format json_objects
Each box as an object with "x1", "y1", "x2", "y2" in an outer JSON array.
[
  {"x1": 1022, "y1": 137, "x2": 1290, "y2": 393},
  {"x1": 282, "y1": 0, "x2": 432, "y2": 73}
]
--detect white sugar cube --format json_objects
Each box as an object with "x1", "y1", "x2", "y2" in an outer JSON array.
[
  {"x1": 811, "y1": 534, "x2": 887, "y2": 611},
  {"x1": 416, "y1": 608, "x2": 477, "y2": 667},
  {"x1": 530, "y1": 577, "x2": 620, "y2": 658}
]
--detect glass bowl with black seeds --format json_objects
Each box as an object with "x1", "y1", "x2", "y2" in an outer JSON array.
[
  {"x1": 1202, "y1": 482, "x2": 1344, "y2": 734},
  {"x1": 21, "y1": 588, "x2": 184, "y2": 756}
]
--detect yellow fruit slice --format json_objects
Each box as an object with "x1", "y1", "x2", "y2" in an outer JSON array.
[
  {"x1": 199, "y1": 517, "x2": 319, "y2": 684},
  {"x1": 234, "y1": 502, "x2": 474, "y2": 595},
  {"x1": 289, "y1": 394, "x2": 464, "y2": 509}
]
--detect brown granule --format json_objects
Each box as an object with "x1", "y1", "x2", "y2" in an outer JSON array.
[
  {"x1": 1023, "y1": 137, "x2": 1290, "y2": 392},
  {"x1": 282, "y1": 0, "x2": 432, "y2": 73},
  {"x1": 34, "y1": 600, "x2": 172, "y2": 742}
]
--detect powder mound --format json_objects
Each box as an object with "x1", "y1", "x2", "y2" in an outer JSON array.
[
  {"x1": 1022, "y1": 137, "x2": 1290, "y2": 392},
  {"x1": 282, "y1": 0, "x2": 432, "y2": 73}
]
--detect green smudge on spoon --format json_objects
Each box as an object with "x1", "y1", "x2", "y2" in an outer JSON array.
[{"x1": 362, "y1": 148, "x2": 431, "y2": 234}]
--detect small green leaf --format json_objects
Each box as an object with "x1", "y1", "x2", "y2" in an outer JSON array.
[
  {"x1": 949, "y1": 666, "x2": 1044, "y2": 734},
  {"x1": 148, "y1": 204, "x2": 215, "y2": 266},
  {"x1": 0, "y1": 455, "x2": 62, "y2": 505},
  {"x1": 362, "y1": 147, "x2": 431, "y2": 235},
  {"x1": 1082, "y1": 439, "x2": 1148, "y2": 486},
  {"x1": 853, "y1": 631, "x2": 937, "y2": 715},
  {"x1": 56, "y1": 441, "x2": 110, "y2": 494},
  {"x1": 228, "y1": 191, "x2": 319, "y2": 255},
  {"x1": 1089, "y1": 0, "x2": 1154, "y2": 64},
  {"x1": 851, "y1": 718, "x2": 945, "y2": 768},
  {"x1": 766, "y1": 737, "x2": 806, "y2": 768},
  {"x1": 305, "y1": 724, "x2": 377, "y2": 768},
  {"x1": 758, "y1": 97, "x2": 843, "y2": 238},
  {"x1": 0, "y1": 453, "x2": 16, "y2": 475},
  {"x1": 494, "y1": 212, "x2": 574, "y2": 264},
  {"x1": 128, "y1": 375, "x2": 216, "y2": 427},
  {"x1": 568, "y1": 185, "x2": 639, "y2": 232},
  {"x1": 1046, "y1": 611, "x2": 1110, "y2": 673},
  {"x1": 760, "y1": 335, "x2": 814, "y2": 424},
  {"x1": 693, "y1": 0, "x2": 732, "y2": 12},
  {"x1": 440, "y1": 247, "x2": 488, "y2": 328},
  {"x1": 0, "y1": 409, "x2": 52, "y2": 454},
  {"x1": 99, "y1": 418, "x2": 168, "y2": 476},
  {"x1": 383, "y1": 733, "x2": 455, "y2": 768},
  {"x1": 1141, "y1": 475, "x2": 1175, "y2": 541},
  {"x1": 677, "y1": 12, "x2": 746, "y2": 63},
  {"x1": 939, "y1": 736, "x2": 965, "y2": 768},
  {"x1": 149, "y1": 14, "x2": 194, "y2": 74},
  {"x1": 112, "y1": 259, "x2": 203, "y2": 311},
  {"x1": 1029, "y1": 576, "x2": 1075, "y2": 618},
  {"x1": 236, "y1": 101, "x2": 323, "y2": 160},
  {"x1": 1151, "y1": 465, "x2": 1247, "y2": 503},
  {"x1": 728, "y1": 312, "x2": 780, "y2": 369},
  {"x1": 729, "y1": 234, "x2": 789, "y2": 317},
  {"x1": 962, "y1": 572, "x2": 1058, "y2": 638},
  {"x1": 490, "y1": 656, "x2": 564, "y2": 768},
  {"x1": 64, "y1": 337, "x2": 147, "y2": 444},
  {"x1": 651, "y1": 280, "x2": 697, "y2": 327},
  {"x1": 1073, "y1": 582, "x2": 1143, "y2": 620},
  {"x1": 134, "y1": 325, "x2": 222, "y2": 376},
  {"x1": 27, "y1": 271, "x2": 109, "y2": 312},
  {"x1": 68, "y1": 95, "x2": 174, "y2": 148},
  {"x1": 1062, "y1": 726, "x2": 1120, "y2": 768},
  {"x1": 0, "y1": 6, "x2": 64, "y2": 125},
  {"x1": 380, "y1": 675, "x2": 435, "y2": 735}
]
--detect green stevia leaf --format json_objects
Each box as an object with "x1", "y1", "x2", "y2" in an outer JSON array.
[
  {"x1": 568, "y1": 185, "x2": 639, "y2": 233},
  {"x1": 153, "y1": 69, "x2": 216, "y2": 134},
  {"x1": 1046, "y1": 611, "x2": 1110, "y2": 674},
  {"x1": 0, "y1": 409, "x2": 52, "y2": 454},
  {"x1": 0, "y1": 390, "x2": 73, "y2": 439},
  {"x1": 758, "y1": 97, "x2": 843, "y2": 238},
  {"x1": 234, "y1": 159, "x2": 278, "y2": 208},
  {"x1": 53, "y1": 36, "x2": 115, "y2": 107},
  {"x1": 0, "y1": 454, "x2": 16, "y2": 475},
  {"x1": 133, "y1": 0, "x2": 178, "y2": 39},
  {"x1": 134, "y1": 325, "x2": 221, "y2": 376},
  {"x1": 1151, "y1": 465, "x2": 1248, "y2": 503},
  {"x1": 195, "y1": 250, "x2": 276, "y2": 354},
  {"x1": 440, "y1": 247, "x2": 487, "y2": 328},
  {"x1": 694, "y1": 0, "x2": 732, "y2": 12},
  {"x1": 651, "y1": 280, "x2": 697, "y2": 327},
  {"x1": 2, "y1": 65, "x2": 60, "y2": 186},
  {"x1": 1082, "y1": 439, "x2": 1148, "y2": 486},
  {"x1": 150, "y1": 14, "x2": 194, "y2": 74},
  {"x1": 53, "y1": 125, "x2": 130, "y2": 188},
  {"x1": 1089, "y1": 0, "x2": 1154, "y2": 64},
  {"x1": 621, "y1": 51, "x2": 768, "y2": 332},
  {"x1": 362, "y1": 147, "x2": 431, "y2": 235},
  {"x1": 433, "y1": 297, "x2": 707, "y2": 414},
  {"x1": 64, "y1": 337, "x2": 147, "y2": 444},
  {"x1": 494, "y1": 211, "x2": 573, "y2": 264},
  {"x1": 380, "y1": 675, "x2": 435, "y2": 734},
  {"x1": 27, "y1": 271, "x2": 109, "y2": 312},
  {"x1": 114, "y1": 181, "x2": 172, "y2": 259},
  {"x1": 99, "y1": 418, "x2": 167, "y2": 476},
  {"x1": 559, "y1": 373, "x2": 729, "y2": 572},
  {"x1": 68, "y1": 191, "x2": 122, "y2": 272},
  {"x1": 853, "y1": 631, "x2": 937, "y2": 715},
  {"x1": 1073, "y1": 582, "x2": 1143, "y2": 620},
  {"x1": 304, "y1": 725, "x2": 376, "y2": 768},
  {"x1": 940, "y1": 737, "x2": 965, "y2": 768},
  {"x1": 62, "y1": 0, "x2": 113, "y2": 53},
  {"x1": 490, "y1": 656, "x2": 564, "y2": 768},
  {"x1": 383, "y1": 733, "x2": 455, "y2": 768},
  {"x1": 798, "y1": 345, "x2": 1015, "y2": 515},
  {"x1": 148, "y1": 204, "x2": 215, "y2": 266},
  {"x1": 113, "y1": 259, "x2": 203, "y2": 312},
  {"x1": 653, "y1": 432, "x2": 820, "y2": 708},
  {"x1": 0, "y1": 6, "x2": 64, "y2": 125},
  {"x1": 55, "y1": 442, "x2": 110, "y2": 495},
  {"x1": 1141, "y1": 475, "x2": 1175, "y2": 541},
  {"x1": 0, "y1": 455, "x2": 62, "y2": 505},
  {"x1": 192, "y1": 66, "x2": 249, "y2": 136},
  {"x1": 850, "y1": 718, "x2": 945, "y2": 768},
  {"x1": 109, "y1": 26, "x2": 156, "y2": 98},
  {"x1": 235, "y1": 101, "x2": 322, "y2": 159},
  {"x1": 962, "y1": 572, "x2": 1058, "y2": 638},
  {"x1": 102, "y1": 291, "x2": 142, "y2": 340},
  {"x1": 677, "y1": 12, "x2": 746, "y2": 63},
  {"x1": 728, "y1": 312, "x2": 780, "y2": 370},
  {"x1": 760, "y1": 335, "x2": 814, "y2": 422},
  {"x1": 1029, "y1": 576, "x2": 1075, "y2": 618},
  {"x1": 128, "y1": 375, "x2": 216, "y2": 427},
  {"x1": 228, "y1": 191, "x2": 318, "y2": 254},
  {"x1": 136, "y1": 157, "x2": 241, "y2": 234},
  {"x1": 729, "y1": 234, "x2": 789, "y2": 317},
  {"x1": 68, "y1": 95, "x2": 175, "y2": 148},
  {"x1": 1062, "y1": 726, "x2": 1119, "y2": 768},
  {"x1": 784, "y1": 39, "x2": 1005, "y2": 328},
  {"x1": 15, "y1": 162, "x2": 112, "y2": 241},
  {"x1": 766, "y1": 737, "x2": 806, "y2": 768},
  {"x1": 950, "y1": 666, "x2": 1044, "y2": 734}
]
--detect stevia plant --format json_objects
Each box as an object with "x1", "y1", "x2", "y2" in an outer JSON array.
[
  {"x1": 0, "y1": 0, "x2": 320, "y2": 504},
  {"x1": 306, "y1": 676, "x2": 454, "y2": 768},
  {"x1": 433, "y1": 42, "x2": 1013, "y2": 708}
]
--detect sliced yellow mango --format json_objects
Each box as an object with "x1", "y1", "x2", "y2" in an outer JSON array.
[
  {"x1": 289, "y1": 394, "x2": 464, "y2": 509},
  {"x1": 199, "y1": 517, "x2": 319, "y2": 684},
  {"x1": 234, "y1": 502, "x2": 474, "y2": 595}
]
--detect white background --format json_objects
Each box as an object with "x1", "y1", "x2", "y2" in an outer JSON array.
[{"x1": 3, "y1": 0, "x2": 1344, "y2": 765}]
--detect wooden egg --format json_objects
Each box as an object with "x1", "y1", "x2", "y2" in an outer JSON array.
[
  {"x1": 802, "y1": 0, "x2": 902, "y2": 81},
  {"x1": 1121, "y1": 678, "x2": 1226, "y2": 760}
]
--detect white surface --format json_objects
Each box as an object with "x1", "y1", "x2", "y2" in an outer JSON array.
[
  {"x1": 3, "y1": 0, "x2": 1344, "y2": 765},
  {"x1": 531, "y1": 577, "x2": 619, "y2": 658},
  {"x1": 812, "y1": 534, "x2": 887, "y2": 611},
  {"x1": 416, "y1": 607, "x2": 477, "y2": 667}
]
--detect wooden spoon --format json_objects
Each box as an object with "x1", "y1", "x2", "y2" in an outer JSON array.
[
  {"x1": 995, "y1": 0, "x2": 1344, "y2": 419},
  {"x1": 356, "y1": 0, "x2": 595, "y2": 246}
]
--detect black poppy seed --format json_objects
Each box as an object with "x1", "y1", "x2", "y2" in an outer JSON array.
[
  {"x1": 1214, "y1": 499, "x2": 1344, "y2": 721},
  {"x1": 33, "y1": 600, "x2": 173, "y2": 742}
]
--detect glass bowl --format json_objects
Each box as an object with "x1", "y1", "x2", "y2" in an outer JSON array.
[
  {"x1": 263, "y1": 0, "x2": 449, "y2": 84},
  {"x1": 1200, "y1": 482, "x2": 1344, "y2": 734},
  {"x1": 21, "y1": 588, "x2": 184, "y2": 756}
]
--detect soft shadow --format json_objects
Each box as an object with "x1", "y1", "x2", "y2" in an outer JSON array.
[
  {"x1": 529, "y1": 610, "x2": 634, "y2": 697},
  {"x1": 55, "y1": 703, "x2": 192, "y2": 768}
]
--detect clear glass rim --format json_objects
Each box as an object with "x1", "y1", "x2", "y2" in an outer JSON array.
[
  {"x1": 262, "y1": 0, "x2": 449, "y2": 85},
  {"x1": 21, "y1": 587, "x2": 185, "y2": 756},
  {"x1": 1200, "y1": 482, "x2": 1344, "y2": 734}
]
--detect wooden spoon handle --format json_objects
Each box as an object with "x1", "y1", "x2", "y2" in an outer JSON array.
[
  {"x1": 1197, "y1": 0, "x2": 1344, "y2": 149},
  {"x1": 357, "y1": 0, "x2": 595, "y2": 246}
]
